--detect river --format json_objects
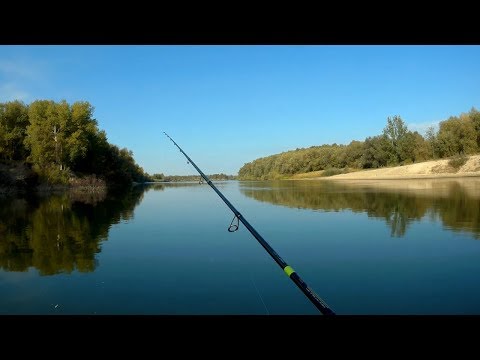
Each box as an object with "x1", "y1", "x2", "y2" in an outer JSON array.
[{"x1": 1, "y1": 179, "x2": 479, "y2": 314}]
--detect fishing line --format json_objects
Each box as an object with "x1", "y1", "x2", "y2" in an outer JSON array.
[{"x1": 250, "y1": 271, "x2": 270, "y2": 315}]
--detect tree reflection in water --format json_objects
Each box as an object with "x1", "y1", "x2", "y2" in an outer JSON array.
[
  {"x1": 0, "y1": 182, "x2": 205, "y2": 275},
  {"x1": 240, "y1": 179, "x2": 480, "y2": 239},
  {"x1": 0, "y1": 186, "x2": 146, "y2": 275}
]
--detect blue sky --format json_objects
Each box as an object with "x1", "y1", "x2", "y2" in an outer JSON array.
[{"x1": 1, "y1": 45, "x2": 479, "y2": 175}]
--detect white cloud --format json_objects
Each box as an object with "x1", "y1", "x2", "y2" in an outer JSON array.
[
  {"x1": 408, "y1": 121, "x2": 440, "y2": 135},
  {"x1": 0, "y1": 82, "x2": 29, "y2": 102},
  {"x1": 0, "y1": 57, "x2": 47, "y2": 102},
  {"x1": 0, "y1": 59, "x2": 44, "y2": 81}
]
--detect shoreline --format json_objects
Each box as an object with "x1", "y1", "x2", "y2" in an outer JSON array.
[
  {"x1": 316, "y1": 172, "x2": 480, "y2": 181},
  {"x1": 303, "y1": 154, "x2": 480, "y2": 181},
  {"x1": 0, "y1": 183, "x2": 108, "y2": 199}
]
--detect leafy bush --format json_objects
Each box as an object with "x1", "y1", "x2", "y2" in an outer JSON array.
[
  {"x1": 321, "y1": 167, "x2": 348, "y2": 177},
  {"x1": 69, "y1": 174, "x2": 106, "y2": 191},
  {"x1": 448, "y1": 155, "x2": 468, "y2": 170},
  {"x1": 35, "y1": 164, "x2": 71, "y2": 185}
]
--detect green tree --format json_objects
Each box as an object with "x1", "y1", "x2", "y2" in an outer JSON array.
[
  {"x1": 66, "y1": 101, "x2": 99, "y2": 167},
  {"x1": 25, "y1": 100, "x2": 66, "y2": 172},
  {"x1": 25, "y1": 100, "x2": 55, "y2": 166},
  {"x1": 24, "y1": 99, "x2": 146, "y2": 186},
  {"x1": 344, "y1": 140, "x2": 364, "y2": 168},
  {"x1": 0, "y1": 100, "x2": 29, "y2": 161},
  {"x1": 469, "y1": 107, "x2": 480, "y2": 148},
  {"x1": 436, "y1": 115, "x2": 478, "y2": 157},
  {"x1": 411, "y1": 131, "x2": 430, "y2": 162},
  {"x1": 424, "y1": 125, "x2": 437, "y2": 159},
  {"x1": 361, "y1": 135, "x2": 390, "y2": 168},
  {"x1": 382, "y1": 115, "x2": 409, "y2": 164}
]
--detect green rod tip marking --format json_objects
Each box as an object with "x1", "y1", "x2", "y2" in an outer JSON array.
[{"x1": 284, "y1": 266, "x2": 295, "y2": 277}]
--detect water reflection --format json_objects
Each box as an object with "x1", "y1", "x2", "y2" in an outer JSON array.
[
  {"x1": 240, "y1": 179, "x2": 480, "y2": 238},
  {"x1": 0, "y1": 182, "x2": 228, "y2": 275},
  {"x1": 0, "y1": 186, "x2": 145, "y2": 275},
  {"x1": 145, "y1": 181, "x2": 231, "y2": 190}
]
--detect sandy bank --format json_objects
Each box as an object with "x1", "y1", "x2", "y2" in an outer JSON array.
[{"x1": 317, "y1": 155, "x2": 480, "y2": 180}]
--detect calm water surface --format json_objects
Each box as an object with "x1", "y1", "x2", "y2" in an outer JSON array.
[{"x1": 1, "y1": 179, "x2": 480, "y2": 315}]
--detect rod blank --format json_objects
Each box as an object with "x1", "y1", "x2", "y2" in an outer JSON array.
[{"x1": 163, "y1": 132, "x2": 335, "y2": 315}]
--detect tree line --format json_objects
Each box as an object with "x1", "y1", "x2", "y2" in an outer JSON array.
[
  {"x1": 238, "y1": 108, "x2": 480, "y2": 180},
  {"x1": 0, "y1": 99, "x2": 151, "y2": 188}
]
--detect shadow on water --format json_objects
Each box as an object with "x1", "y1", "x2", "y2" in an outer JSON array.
[{"x1": 239, "y1": 178, "x2": 480, "y2": 239}]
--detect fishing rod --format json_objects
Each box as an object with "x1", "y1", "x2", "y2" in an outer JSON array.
[{"x1": 163, "y1": 132, "x2": 335, "y2": 315}]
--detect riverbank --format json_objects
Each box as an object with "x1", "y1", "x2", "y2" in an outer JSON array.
[
  {"x1": 306, "y1": 155, "x2": 480, "y2": 180},
  {"x1": 0, "y1": 161, "x2": 108, "y2": 198}
]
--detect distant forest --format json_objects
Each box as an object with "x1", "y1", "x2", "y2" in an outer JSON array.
[
  {"x1": 238, "y1": 108, "x2": 480, "y2": 180},
  {"x1": 0, "y1": 99, "x2": 150, "y2": 188}
]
